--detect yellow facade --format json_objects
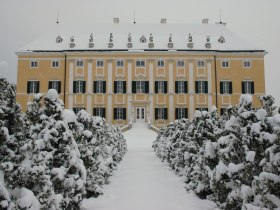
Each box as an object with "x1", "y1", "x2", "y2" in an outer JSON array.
[{"x1": 16, "y1": 51, "x2": 266, "y2": 128}]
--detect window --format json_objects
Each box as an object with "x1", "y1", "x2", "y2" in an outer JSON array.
[
  {"x1": 114, "y1": 108, "x2": 126, "y2": 120},
  {"x1": 93, "y1": 81, "x2": 106, "y2": 93},
  {"x1": 140, "y1": 36, "x2": 146, "y2": 43},
  {"x1": 73, "y1": 107, "x2": 84, "y2": 114},
  {"x1": 176, "y1": 108, "x2": 188, "y2": 120},
  {"x1": 27, "y1": 81, "x2": 39, "y2": 94},
  {"x1": 117, "y1": 60, "x2": 124, "y2": 67},
  {"x1": 136, "y1": 60, "x2": 145, "y2": 67},
  {"x1": 175, "y1": 81, "x2": 188, "y2": 94},
  {"x1": 196, "y1": 107, "x2": 208, "y2": 112},
  {"x1": 76, "y1": 60, "x2": 84, "y2": 67},
  {"x1": 49, "y1": 81, "x2": 61, "y2": 93},
  {"x1": 155, "y1": 81, "x2": 167, "y2": 94},
  {"x1": 195, "y1": 81, "x2": 208, "y2": 94},
  {"x1": 220, "y1": 81, "x2": 232, "y2": 94},
  {"x1": 157, "y1": 60, "x2": 164, "y2": 67},
  {"x1": 155, "y1": 108, "x2": 167, "y2": 120},
  {"x1": 136, "y1": 81, "x2": 145, "y2": 93},
  {"x1": 96, "y1": 60, "x2": 104, "y2": 67},
  {"x1": 116, "y1": 81, "x2": 123, "y2": 93},
  {"x1": 244, "y1": 60, "x2": 251, "y2": 68},
  {"x1": 177, "y1": 60, "x2": 185, "y2": 67},
  {"x1": 242, "y1": 81, "x2": 254, "y2": 94},
  {"x1": 220, "y1": 108, "x2": 227, "y2": 116},
  {"x1": 73, "y1": 80, "x2": 86, "y2": 93},
  {"x1": 52, "y1": 60, "x2": 59, "y2": 68},
  {"x1": 197, "y1": 60, "x2": 205, "y2": 67},
  {"x1": 93, "y1": 107, "x2": 106, "y2": 118},
  {"x1": 30, "y1": 61, "x2": 38, "y2": 68},
  {"x1": 221, "y1": 61, "x2": 229, "y2": 68}
]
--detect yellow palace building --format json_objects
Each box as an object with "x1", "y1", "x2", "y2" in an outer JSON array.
[{"x1": 16, "y1": 19, "x2": 266, "y2": 127}]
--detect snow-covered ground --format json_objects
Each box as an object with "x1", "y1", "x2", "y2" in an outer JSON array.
[{"x1": 81, "y1": 123, "x2": 217, "y2": 210}]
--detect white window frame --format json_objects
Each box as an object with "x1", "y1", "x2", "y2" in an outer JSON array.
[
  {"x1": 96, "y1": 107, "x2": 103, "y2": 117},
  {"x1": 178, "y1": 81, "x2": 184, "y2": 93},
  {"x1": 158, "y1": 81, "x2": 164, "y2": 93},
  {"x1": 221, "y1": 81, "x2": 230, "y2": 94},
  {"x1": 116, "y1": 108, "x2": 123, "y2": 120},
  {"x1": 136, "y1": 81, "x2": 145, "y2": 93},
  {"x1": 116, "y1": 81, "x2": 123, "y2": 93},
  {"x1": 197, "y1": 81, "x2": 205, "y2": 93},
  {"x1": 157, "y1": 60, "x2": 164, "y2": 67},
  {"x1": 244, "y1": 81, "x2": 252, "y2": 94},
  {"x1": 136, "y1": 60, "x2": 145, "y2": 67},
  {"x1": 30, "y1": 60, "x2": 38, "y2": 68},
  {"x1": 29, "y1": 81, "x2": 38, "y2": 93},
  {"x1": 197, "y1": 60, "x2": 205, "y2": 67},
  {"x1": 96, "y1": 81, "x2": 103, "y2": 93},
  {"x1": 76, "y1": 60, "x2": 84, "y2": 67},
  {"x1": 177, "y1": 60, "x2": 185, "y2": 67},
  {"x1": 116, "y1": 60, "x2": 124, "y2": 67},
  {"x1": 177, "y1": 108, "x2": 185, "y2": 119},
  {"x1": 76, "y1": 80, "x2": 84, "y2": 93},
  {"x1": 221, "y1": 60, "x2": 230, "y2": 68},
  {"x1": 52, "y1": 60, "x2": 60, "y2": 68},
  {"x1": 158, "y1": 108, "x2": 164, "y2": 120},
  {"x1": 96, "y1": 60, "x2": 104, "y2": 67},
  {"x1": 244, "y1": 60, "x2": 252, "y2": 68}
]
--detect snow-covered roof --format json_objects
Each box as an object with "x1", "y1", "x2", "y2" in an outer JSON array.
[{"x1": 17, "y1": 24, "x2": 265, "y2": 53}]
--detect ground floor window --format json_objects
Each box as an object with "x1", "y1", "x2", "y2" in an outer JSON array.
[
  {"x1": 73, "y1": 107, "x2": 85, "y2": 114},
  {"x1": 114, "y1": 108, "x2": 126, "y2": 120},
  {"x1": 93, "y1": 108, "x2": 106, "y2": 118},
  {"x1": 175, "y1": 108, "x2": 188, "y2": 119},
  {"x1": 155, "y1": 108, "x2": 168, "y2": 120}
]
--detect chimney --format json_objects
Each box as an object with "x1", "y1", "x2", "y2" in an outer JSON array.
[
  {"x1": 113, "y1": 18, "x2": 119, "y2": 24},
  {"x1": 202, "y1": 18, "x2": 209, "y2": 24},
  {"x1": 160, "y1": 18, "x2": 167, "y2": 24}
]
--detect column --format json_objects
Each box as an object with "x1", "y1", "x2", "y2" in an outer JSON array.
[
  {"x1": 107, "y1": 61, "x2": 112, "y2": 123},
  {"x1": 87, "y1": 62, "x2": 92, "y2": 114},
  {"x1": 68, "y1": 62, "x2": 74, "y2": 109},
  {"x1": 207, "y1": 60, "x2": 212, "y2": 111},
  {"x1": 189, "y1": 60, "x2": 194, "y2": 119},
  {"x1": 149, "y1": 61, "x2": 154, "y2": 124},
  {"x1": 168, "y1": 60, "x2": 174, "y2": 122},
  {"x1": 127, "y1": 60, "x2": 132, "y2": 122}
]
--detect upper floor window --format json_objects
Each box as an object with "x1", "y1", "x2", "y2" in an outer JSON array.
[
  {"x1": 132, "y1": 81, "x2": 149, "y2": 94},
  {"x1": 197, "y1": 60, "x2": 205, "y2": 67},
  {"x1": 242, "y1": 81, "x2": 254, "y2": 94},
  {"x1": 155, "y1": 81, "x2": 167, "y2": 94},
  {"x1": 157, "y1": 60, "x2": 164, "y2": 67},
  {"x1": 76, "y1": 60, "x2": 84, "y2": 67},
  {"x1": 48, "y1": 81, "x2": 61, "y2": 93},
  {"x1": 73, "y1": 80, "x2": 86, "y2": 93},
  {"x1": 117, "y1": 60, "x2": 124, "y2": 67},
  {"x1": 93, "y1": 81, "x2": 106, "y2": 93},
  {"x1": 27, "y1": 81, "x2": 39, "y2": 94},
  {"x1": 96, "y1": 60, "x2": 104, "y2": 67},
  {"x1": 177, "y1": 60, "x2": 185, "y2": 67},
  {"x1": 244, "y1": 60, "x2": 252, "y2": 68},
  {"x1": 175, "y1": 81, "x2": 188, "y2": 94},
  {"x1": 114, "y1": 81, "x2": 126, "y2": 94},
  {"x1": 221, "y1": 60, "x2": 230, "y2": 68},
  {"x1": 220, "y1": 81, "x2": 232, "y2": 94},
  {"x1": 52, "y1": 60, "x2": 60, "y2": 68},
  {"x1": 136, "y1": 60, "x2": 145, "y2": 67},
  {"x1": 140, "y1": 35, "x2": 146, "y2": 43},
  {"x1": 195, "y1": 81, "x2": 208, "y2": 94},
  {"x1": 30, "y1": 60, "x2": 38, "y2": 68}
]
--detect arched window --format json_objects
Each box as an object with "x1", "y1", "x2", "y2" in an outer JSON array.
[{"x1": 140, "y1": 35, "x2": 146, "y2": 43}]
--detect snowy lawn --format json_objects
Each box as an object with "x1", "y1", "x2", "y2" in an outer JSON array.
[{"x1": 81, "y1": 123, "x2": 217, "y2": 210}]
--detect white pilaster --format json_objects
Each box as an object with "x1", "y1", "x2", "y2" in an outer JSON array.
[
  {"x1": 107, "y1": 61, "x2": 112, "y2": 123},
  {"x1": 169, "y1": 61, "x2": 174, "y2": 121},
  {"x1": 189, "y1": 61, "x2": 194, "y2": 119},
  {"x1": 207, "y1": 62, "x2": 212, "y2": 110},
  {"x1": 87, "y1": 62, "x2": 92, "y2": 114},
  {"x1": 149, "y1": 61, "x2": 154, "y2": 123},
  {"x1": 127, "y1": 61, "x2": 132, "y2": 122},
  {"x1": 68, "y1": 62, "x2": 74, "y2": 109}
]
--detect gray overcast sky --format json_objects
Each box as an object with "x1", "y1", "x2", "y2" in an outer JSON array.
[{"x1": 1, "y1": 0, "x2": 280, "y2": 105}]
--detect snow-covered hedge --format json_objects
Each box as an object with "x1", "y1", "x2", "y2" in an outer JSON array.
[
  {"x1": 153, "y1": 94, "x2": 280, "y2": 209},
  {"x1": 0, "y1": 77, "x2": 127, "y2": 209}
]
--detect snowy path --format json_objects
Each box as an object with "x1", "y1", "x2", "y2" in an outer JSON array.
[{"x1": 81, "y1": 123, "x2": 216, "y2": 210}]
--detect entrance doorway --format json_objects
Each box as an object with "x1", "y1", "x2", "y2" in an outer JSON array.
[{"x1": 136, "y1": 107, "x2": 145, "y2": 123}]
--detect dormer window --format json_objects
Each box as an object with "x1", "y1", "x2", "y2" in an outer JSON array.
[
  {"x1": 218, "y1": 36, "x2": 225, "y2": 44},
  {"x1": 56, "y1": 35, "x2": 63, "y2": 43},
  {"x1": 140, "y1": 35, "x2": 146, "y2": 43}
]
